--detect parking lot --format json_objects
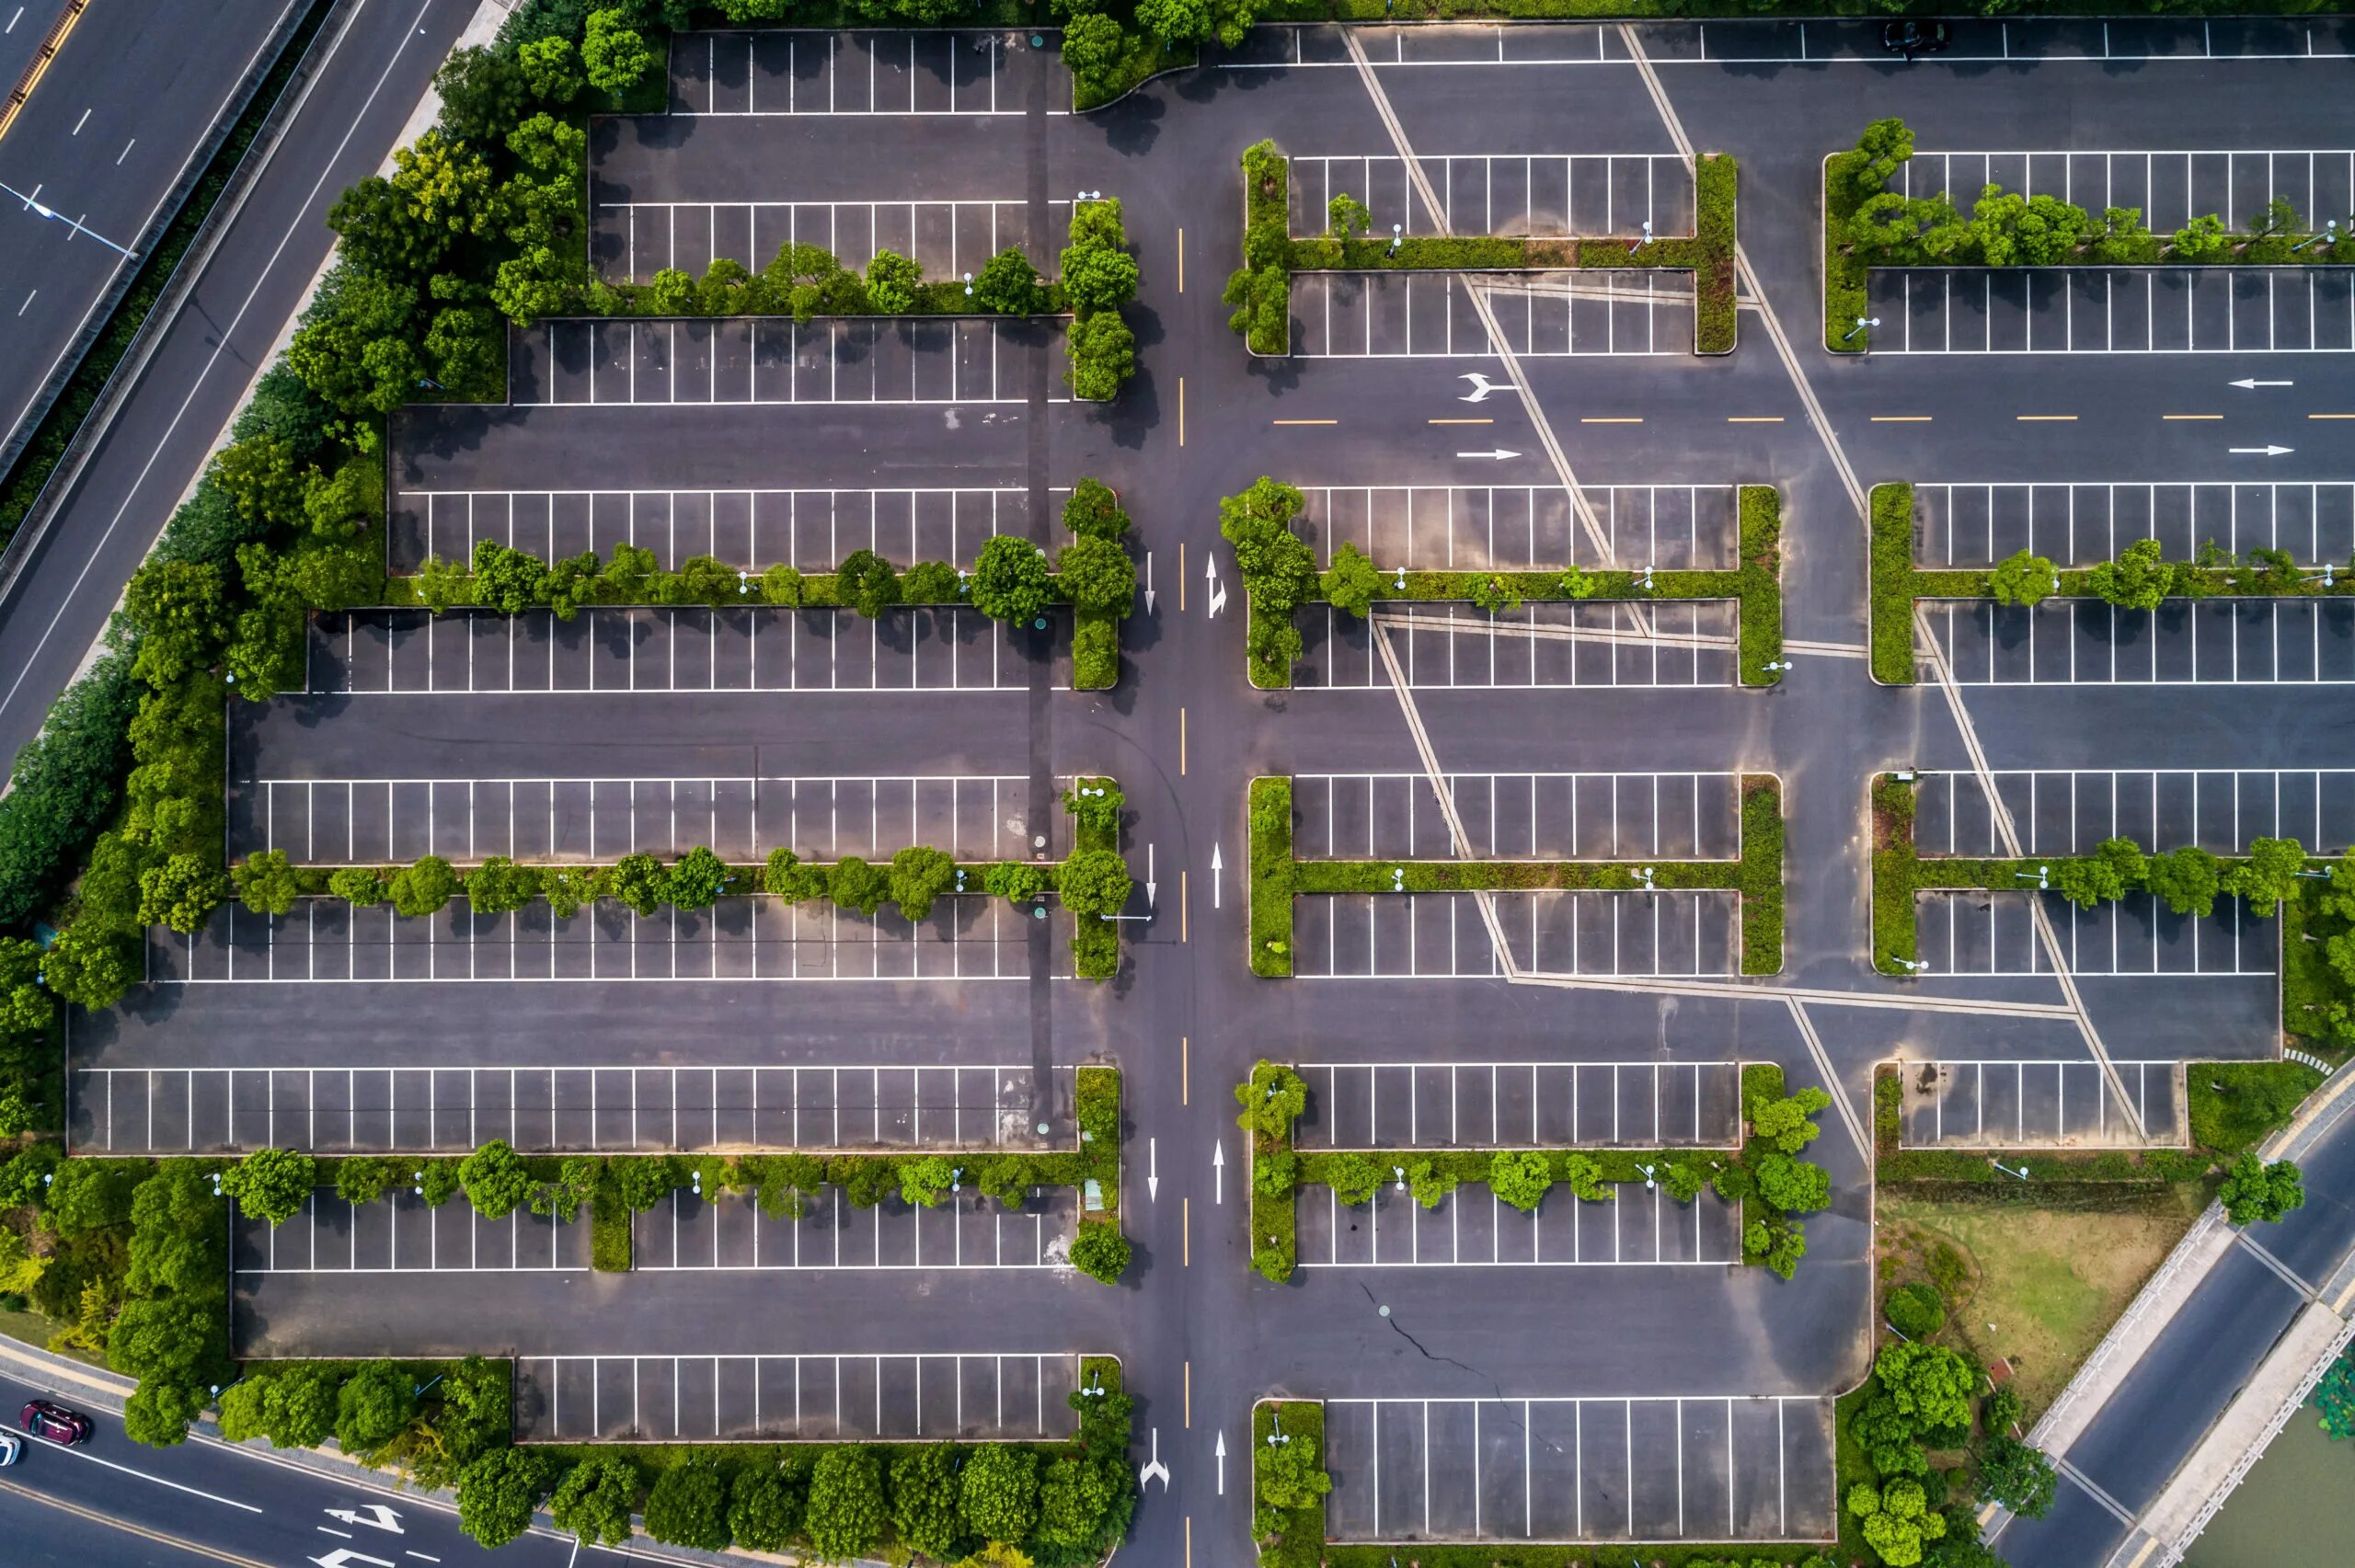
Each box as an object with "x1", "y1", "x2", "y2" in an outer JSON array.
[
  {"x1": 1288, "y1": 152, "x2": 1693, "y2": 239},
  {"x1": 1295, "y1": 484, "x2": 1737, "y2": 573},
  {"x1": 148, "y1": 895, "x2": 1048, "y2": 984},
  {"x1": 1293, "y1": 1059, "x2": 1743, "y2": 1150},
  {"x1": 1914, "y1": 768, "x2": 2355, "y2": 857},
  {"x1": 1296, "y1": 1181, "x2": 1741, "y2": 1267},
  {"x1": 388, "y1": 485, "x2": 1042, "y2": 575},
  {"x1": 661, "y1": 29, "x2": 1038, "y2": 117},
  {"x1": 1290, "y1": 771, "x2": 1744, "y2": 862},
  {"x1": 1894, "y1": 148, "x2": 2355, "y2": 238},
  {"x1": 1290, "y1": 271, "x2": 1694, "y2": 359},
  {"x1": 70, "y1": 1061, "x2": 1065, "y2": 1155},
  {"x1": 512, "y1": 1351, "x2": 1086, "y2": 1443},
  {"x1": 1865, "y1": 265, "x2": 2354, "y2": 354},
  {"x1": 1919, "y1": 597, "x2": 2355, "y2": 685},
  {"x1": 235, "y1": 1192, "x2": 586, "y2": 1274},
  {"x1": 509, "y1": 316, "x2": 1049, "y2": 406},
  {"x1": 306, "y1": 608, "x2": 1064, "y2": 695},
  {"x1": 1293, "y1": 890, "x2": 1739, "y2": 979},
  {"x1": 1296, "y1": 602, "x2": 1740, "y2": 690},
  {"x1": 1913, "y1": 889, "x2": 2273, "y2": 977},
  {"x1": 1889, "y1": 1057, "x2": 2187, "y2": 1149},
  {"x1": 595, "y1": 196, "x2": 1051, "y2": 286},
  {"x1": 231, "y1": 772, "x2": 1045, "y2": 866},
  {"x1": 630, "y1": 1185, "x2": 1075, "y2": 1272},
  {"x1": 1912, "y1": 482, "x2": 2355, "y2": 569},
  {"x1": 1321, "y1": 1393, "x2": 1835, "y2": 1543}
]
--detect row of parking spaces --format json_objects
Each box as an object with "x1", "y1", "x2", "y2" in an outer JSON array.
[
  {"x1": 1890, "y1": 1059, "x2": 2186, "y2": 1150},
  {"x1": 1288, "y1": 154, "x2": 1692, "y2": 241},
  {"x1": 69, "y1": 1064, "x2": 1061, "y2": 1156},
  {"x1": 1914, "y1": 769, "x2": 2355, "y2": 858},
  {"x1": 149, "y1": 897, "x2": 1046, "y2": 985},
  {"x1": 514, "y1": 1353, "x2": 1085, "y2": 1444},
  {"x1": 1294, "y1": 1061, "x2": 1743, "y2": 1150},
  {"x1": 592, "y1": 200, "x2": 1049, "y2": 289},
  {"x1": 389, "y1": 486, "x2": 1039, "y2": 576},
  {"x1": 1295, "y1": 485, "x2": 1737, "y2": 573},
  {"x1": 235, "y1": 1193, "x2": 585, "y2": 1274},
  {"x1": 630, "y1": 1187, "x2": 1074, "y2": 1272},
  {"x1": 307, "y1": 608, "x2": 1061, "y2": 695},
  {"x1": 1297, "y1": 602, "x2": 1739, "y2": 690},
  {"x1": 1297, "y1": 1182, "x2": 1740, "y2": 1268},
  {"x1": 237, "y1": 773, "x2": 1042, "y2": 867},
  {"x1": 1914, "y1": 890, "x2": 2273, "y2": 977},
  {"x1": 1292, "y1": 271, "x2": 1692, "y2": 359},
  {"x1": 1897, "y1": 150, "x2": 2355, "y2": 240},
  {"x1": 1920, "y1": 597, "x2": 2355, "y2": 686},
  {"x1": 1293, "y1": 892, "x2": 1739, "y2": 979},
  {"x1": 1913, "y1": 482, "x2": 2355, "y2": 570},
  {"x1": 1290, "y1": 772, "x2": 1743, "y2": 863},
  {"x1": 511, "y1": 316, "x2": 1044, "y2": 406},
  {"x1": 1322, "y1": 1395, "x2": 1833, "y2": 1545},
  {"x1": 664, "y1": 29, "x2": 1028, "y2": 116},
  {"x1": 1866, "y1": 266, "x2": 2355, "y2": 355}
]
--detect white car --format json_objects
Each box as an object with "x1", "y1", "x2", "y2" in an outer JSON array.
[{"x1": 0, "y1": 1430, "x2": 21, "y2": 1465}]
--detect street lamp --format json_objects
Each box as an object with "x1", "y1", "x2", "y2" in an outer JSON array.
[
  {"x1": 2294, "y1": 220, "x2": 2338, "y2": 253},
  {"x1": 1640, "y1": 218, "x2": 1653, "y2": 245},
  {"x1": 1392, "y1": 1166, "x2": 1407, "y2": 1192},
  {"x1": 1387, "y1": 223, "x2": 1402, "y2": 258},
  {"x1": 1634, "y1": 865, "x2": 1656, "y2": 894},
  {"x1": 1894, "y1": 957, "x2": 1930, "y2": 973},
  {"x1": 1268, "y1": 1411, "x2": 1290, "y2": 1446},
  {"x1": 1844, "y1": 315, "x2": 1880, "y2": 343},
  {"x1": 1637, "y1": 565, "x2": 1655, "y2": 592},
  {"x1": 963, "y1": 271, "x2": 974, "y2": 296},
  {"x1": 2015, "y1": 864, "x2": 2050, "y2": 890},
  {"x1": 1762, "y1": 659, "x2": 1793, "y2": 673},
  {"x1": 1637, "y1": 1162, "x2": 1656, "y2": 1191},
  {"x1": 2309, "y1": 564, "x2": 2336, "y2": 589}
]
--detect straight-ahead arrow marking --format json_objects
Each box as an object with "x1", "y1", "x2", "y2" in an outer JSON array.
[
  {"x1": 1213, "y1": 1139, "x2": 1226, "y2": 1205},
  {"x1": 1210, "y1": 843, "x2": 1223, "y2": 910},
  {"x1": 1215, "y1": 1430, "x2": 1228, "y2": 1495},
  {"x1": 1143, "y1": 550, "x2": 1155, "y2": 613},
  {"x1": 1148, "y1": 1138, "x2": 1158, "y2": 1201},
  {"x1": 2230, "y1": 378, "x2": 2292, "y2": 389},
  {"x1": 1454, "y1": 448, "x2": 1521, "y2": 460},
  {"x1": 2229, "y1": 445, "x2": 2294, "y2": 456}
]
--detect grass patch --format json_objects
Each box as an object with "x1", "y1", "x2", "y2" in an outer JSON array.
[
  {"x1": 2282, "y1": 880, "x2": 2353, "y2": 1062},
  {"x1": 1823, "y1": 151, "x2": 1873, "y2": 352},
  {"x1": 1739, "y1": 775, "x2": 1785, "y2": 976},
  {"x1": 2188, "y1": 1060, "x2": 2325, "y2": 1156},
  {"x1": 1872, "y1": 773, "x2": 1919, "y2": 973},
  {"x1": 1072, "y1": 609, "x2": 1119, "y2": 690},
  {"x1": 1869, "y1": 481, "x2": 1918, "y2": 684},
  {"x1": 1249, "y1": 777, "x2": 1295, "y2": 978},
  {"x1": 1736, "y1": 484, "x2": 1783, "y2": 684},
  {"x1": 1253, "y1": 1399, "x2": 1325, "y2": 1568},
  {"x1": 1070, "y1": 31, "x2": 1196, "y2": 112}
]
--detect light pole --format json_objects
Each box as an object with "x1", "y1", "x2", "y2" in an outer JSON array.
[
  {"x1": 1387, "y1": 223, "x2": 1402, "y2": 258},
  {"x1": 2293, "y1": 220, "x2": 2338, "y2": 253},
  {"x1": 1762, "y1": 658, "x2": 1793, "y2": 673},
  {"x1": 1640, "y1": 218, "x2": 1653, "y2": 246},
  {"x1": 1894, "y1": 957, "x2": 1930, "y2": 973},
  {"x1": 2015, "y1": 864, "x2": 2050, "y2": 891},
  {"x1": 963, "y1": 271, "x2": 973, "y2": 297},
  {"x1": 1844, "y1": 315, "x2": 1879, "y2": 343}
]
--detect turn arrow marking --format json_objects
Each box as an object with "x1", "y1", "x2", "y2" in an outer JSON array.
[
  {"x1": 325, "y1": 1505, "x2": 403, "y2": 1534},
  {"x1": 313, "y1": 1551, "x2": 396, "y2": 1568}
]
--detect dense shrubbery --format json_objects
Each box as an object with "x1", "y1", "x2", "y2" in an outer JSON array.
[{"x1": 1062, "y1": 200, "x2": 1140, "y2": 401}]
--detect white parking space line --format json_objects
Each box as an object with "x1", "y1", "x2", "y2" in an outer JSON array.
[
  {"x1": 1296, "y1": 485, "x2": 1737, "y2": 571},
  {"x1": 513, "y1": 317, "x2": 1044, "y2": 406},
  {"x1": 1914, "y1": 889, "x2": 2274, "y2": 977},
  {"x1": 71, "y1": 1062, "x2": 1065, "y2": 1155},
  {"x1": 243, "y1": 773, "x2": 1038, "y2": 866},
  {"x1": 1913, "y1": 481, "x2": 2355, "y2": 568},
  {"x1": 1915, "y1": 768, "x2": 2355, "y2": 856},
  {"x1": 1869, "y1": 266, "x2": 2355, "y2": 354},
  {"x1": 1890, "y1": 1058, "x2": 2187, "y2": 1149},
  {"x1": 392, "y1": 486, "x2": 1039, "y2": 575},
  {"x1": 1299, "y1": 602, "x2": 1739, "y2": 689},
  {"x1": 665, "y1": 30, "x2": 1020, "y2": 117},
  {"x1": 1292, "y1": 271, "x2": 1693, "y2": 359},
  {"x1": 1294, "y1": 1060, "x2": 1743, "y2": 1150},
  {"x1": 599, "y1": 197, "x2": 1052, "y2": 286},
  {"x1": 513, "y1": 1351, "x2": 1085, "y2": 1442},
  {"x1": 1295, "y1": 890, "x2": 1739, "y2": 979},
  {"x1": 1899, "y1": 148, "x2": 2355, "y2": 238},
  {"x1": 1924, "y1": 597, "x2": 2355, "y2": 685},
  {"x1": 630, "y1": 1185, "x2": 1074, "y2": 1271},
  {"x1": 233, "y1": 1191, "x2": 587, "y2": 1274},
  {"x1": 1297, "y1": 1182, "x2": 1742, "y2": 1267},
  {"x1": 1290, "y1": 153, "x2": 1692, "y2": 238},
  {"x1": 1290, "y1": 772, "x2": 1743, "y2": 861}
]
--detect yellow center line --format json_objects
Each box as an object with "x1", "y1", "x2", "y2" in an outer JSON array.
[
  {"x1": 0, "y1": 1480, "x2": 272, "y2": 1568},
  {"x1": 1870, "y1": 415, "x2": 1933, "y2": 422},
  {"x1": 1177, "y1": 544, "x2": 1185, "y2": 612},
  {"x1": 2311, "y1": 413, "x2": 2355, "y2": 420},
  {"x1": 1429, "y1": 418, "x2": 1491, "y2": 425},
  {"x1": 1180, "y1": 871, "x2": 1189, "y2": 942},
  {"x1": 1727, "y1": 416, "x2": 1785, "y2": 423},
  {"x1": 0, "y1": 1, "x2": 89, "y2": 146},
  {"x1": 1178, "y1": 705, "x2": 1186, "y2": 773},
  {"x1": 1580, "y1": 417, "x2": 1643, "y2": 424},
  {"x1": 1184, "y1": 1360, "x2": 1192, "y2": 1426},
  {"x1": 1272, "y1": 418, "x2": 1338, "y2": 426},
  {"x1": 1182, "y1": 1196, "x2": 1190, "y2": 1265},
  {"x1": 2163, "y1": 414, "x2": 2223, "y2": 421},
  {"x1": 1186, "y1": 1515, "x2": 1193, "y2": 1566},
  {"x1": 2016, "y1": 415, "x2": 2077, "y2": 422},
  {"x1": 1178, "y1": 376, "x2": 1185, "y2": 446},
  {"x1": 1177, "y1": 227, "x2": 1184, "y2": 293}
]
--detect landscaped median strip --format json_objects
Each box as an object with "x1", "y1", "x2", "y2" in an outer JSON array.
[
  {"x1": 1247, "y1": 773, "x2": 1786, "y2": 979},
  {"x1": 1223, "y1": 477, "x2": 1785, "y2": 692},
  {"x1": 1226, "y1": 139, "x2": 1739, "y2": 357}
]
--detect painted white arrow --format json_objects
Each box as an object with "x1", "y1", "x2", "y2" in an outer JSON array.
[
  {"x1": 325, "y1": 1505, "x2": 402, "y2": 1534},
  {"x1": 1204, "y1": 555, "x2": 1227, "y2": 619},
  {"x1": 1457, "y1": 372, "x2": 1505, "y2": 403},
  {"x1": 2230, "y1": 378, "x2": 2292, "y2": 389},
  {"x1": 1140, "y1": 1427, "x2": 1171, "y2": 1491},
  {"x1": 1215, "y1": 1429, "x2": 1228, "y2": 1494},
  {"x1": 1148, "y1": 1138, "x2": 1159, "y2": 1201},
  {"x1": 1145, "y1": 843, "x2": 1156, "y2": 908},
  {"x1": 1454, "y1": 448, "x2": 1522, "y2": 461},
  {"x1": 1213, "y1": 1139, "x2": 1226, "y2": 1205},
  {"x1": 1210, "y1": 843, "x2": 1223, "y2": 910},
  {"x1": 312, "y1": 1551, "x2": 396, "y2": 1568},
  {"x1": 1143, "y1": 550, "x2": 1155, "y2": 614},
  {"x1": 2229, "y1": 445, "x2": 2294, "y2": 456}
]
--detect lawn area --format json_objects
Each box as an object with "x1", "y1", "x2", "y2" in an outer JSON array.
[
  {"x1": 0, "y1": 1304, "x2": 104, "y2": 1370},
  {"x1": 1878, "y1": 1191, "x2": 2206, "y2": 1424}
]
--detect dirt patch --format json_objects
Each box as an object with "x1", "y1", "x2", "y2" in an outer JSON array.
[{"x1": 1879, "y1": 1193, "x2": 2203, "y2": 1424}]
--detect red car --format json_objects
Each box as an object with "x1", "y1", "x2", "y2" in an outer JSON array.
[{"x1": 20, "y1": 1400, "x2": 92, "y2": 1446}]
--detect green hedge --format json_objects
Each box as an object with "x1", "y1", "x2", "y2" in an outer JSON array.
[
  {"x1": 1736, "y1": 484, "x2": 1783, "y2": 684},
  {"x1": 1738, "y1": 777, "x2": 1785, "y2": 976},
  {"x1": 1073, "y1": 610, "x2": 1118, "y2": 690},
  {"x1": 1249, "y1": 777, "x2": 1295, "y2": 978},
  {"x1": 1253, "y1": 1399, "x2": 1325, "y2": 1568},
  {"x1": 1823, "y1": 151, "x2": 1873, "y2": 353},
  {"x1": 1871, "y1": 773, "x2": 1919, "y2": 973},
  {"x1": 1869, "y1": 482, "x2": 1918, "y2": 683}
]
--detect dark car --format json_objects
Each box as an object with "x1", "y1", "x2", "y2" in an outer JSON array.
[
  {"x1": 20, "y1": 1400, "x2": 92, "y2": 1446},
  {"x1": 1880, "y1": 19, "x2": 1953, "y2": 61}
]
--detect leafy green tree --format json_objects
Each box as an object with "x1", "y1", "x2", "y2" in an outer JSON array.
[
  {"x1": 123, "y1": 1379, "x2": 207, "y2": 1447},
  {"x1": 865, "y1": 248, "x2": 924, "y2": 314},
  {"x1": 1062, "y1": 778, "x2": 1124, "y2": 837},
  {"x1": 1137, "y1": 0, "x2": 1212, "y2": 44},
  {"x1": 829, "y1": 855, "x2": 890, "y2": 917},
  {"x1": 1749, "y1": 1085, "x2": 1833, "y2": 1154},
  {"x1": 2051, "y1": 836, "x2": 2143, "y2": 909},
  {"x1": 1037, "y1": 1452, "x2": 1122, "y2": 1548},
  {"x1": 606, "y1": 853, "x2": 671, "y2": 917},
  {"x1": 214, "y1": 436, "x2": 304, "y2": 527},
  {"x1": 124, "y1": 559, "x2": 232, "y2": 685},
  {"x1": 889, "y1": 845, "x2": 958, "y2": 921},
  {"x1": 839, "y1": 549, "x2": 902, "y2": 618},
  {"x1": 1977, "y1": 1435, "x2": 2057, "y2": 1518},
  {"x1": 1756, "y1": 1153, "x2": 1832, "y2": 1213},
  {"x1": 258, "y1": 1364, "x2": 339, "y2": 1448},
  {"x1": 1849, "y1": 1478, "x2": 1947, "y2": 1567},
  {"x1": 1235, "y1": 1060, "x2": 1306, "y2": 1138},
  {"x1": 1063, "y1": 477, "x2": 1129, "y2": 540},
  {"x1": 644, "y1": 1459, "x2": 730, "y2": 1551},
  {"x1": 2090, "y1": 206, "x2": 2160, "y2": 263},
  {"x1": 431, "y1": 45, "x2": 528, "y2": 149},
  {"x1": 1063, "y1": 233, "x2": 1140, "y2": 315},
  {"x1": 1057, "y1": 847, "x2": 1132, "y2": 917},
  {"x1": 2142, "y1": 845, "x2": 2223, "y2": 918},
  {"x1": 613, "y1": 1154, "x2": 682, "y2": 1212},
  {"x1": 886, "y1": 1444, "x2": 961, "y2": 1559},
  {"x1": 764, "y1": 847, "x2": 826, "y2": 902},
  {"x1": 1746, "y1": 1216, "x2": 1808, "y2": 1279},
  {"x1": 1488, "y1": 1150, "x2": 1554, "y2": 1211},
  {"x1": 1060, "y1": 13, "x2": 1126, "y2": 87},
  {"x1": 2171, "y1": 213, "x2": 2231, "y2": 259},
  {"x1": 224, "y1": 1148, "x2": 316, "y2": 1225},
  {"x1": 287, "y1": 267, "x2": 420, "y2": 415},
  {"x1": 1965, "y1": 187, "x2": 2093, "y2": 266},
  {"x1": 2220, "y1": 1152, "x2": 2305, "y2": 1225},
  {"x1": 1057, "y1": 535, "x2": 1136, "y2": 618},
  {"x1": 334, "y1": 1156, "x2": 396, "y2": 1206},
  {"x1": 728, "y1": 1463, "x2": 806, "y2": 1551},
  {"x1": 898, "y1": 1153, "x2": 956, "y2": 1207},
  {"x1": 2086, "y1": 536, "x2": 2176, "y2": 611},
  {"x1": 805, "y1": 1447, "x2": 888, "y2": 1561},
  {"x1": 232, "y1": 849, "x2": 300, "y2": 916},
  {"x1": 1327, "y1": 191, "x2": 1373, "y2": 239},
  {"x1": 1323, "y1": 1151, "x2": 1383, "y2": 1206},
  {"x1": 389, "y1": 854, "x2": 459, "y2": 918},
  {"x1": 668, "y1": 846, "x2": 730, "y2": 910},
  {"x1": 138, "y1": 853, "x2": 225, "y2": 933},
  {"x1": 973, "y1": 247, "x2": 1043, "y2": 314},
  {"x1": 301, "y1": 452, "x2": 383, "y2": 538},
  {"x1": 328, "y1": 866, "x2": 388, "y2": 906},
  {"x1": 648, "y1": 268, "x2": 695, "y2": 314},
  {"x1": 1322, "y1": 543, "x2": 1385, "y2": 616},
  {"x1": 126, "y1": 1162, "x2": 224, "y2": 1299},
  {"x1": 1219, "y1": 478, "x2": 1318, "y2": 672},
  {"x1": 959, "y1": 1443, "x2": 1040, "y2": 1543},
  {"x1": 1253, "y1": 1423, "x2": 1330, "y2": 1538},
  {"x1": 1071, "y1": 1220, "x2": 1131, "y2": 1283},
  {"x1": 1407, "y1": 1157, "x2": 1456, "y2": 1208},
  {"x1": 217, "y1": 1376, "x2": 273, "y2": 1443},
  {"x1": 2226, "y1": 836, "x2": 2308, "y2": 910},
  {"x1": 1852, "y1": 117, "x2": 1916, "y2": 199},
  {"x1": 40, "y1": 920, "x2": 139, "y2": 1009},
  {"x1": 465, "y1": 856, "x2": 542, "y2": 915},
  {"x1": 581, "y1": 8, "x2": 657, "y2": 91},
  {"x1": 543, "y1": 865, "x2": 598, "y2": 919},
  {"x1": 1885, "y1": 1281, "x2": 1946, "y2": 1338},
  {"x1": 518, "y1": 35, "x2": 582, "y2": 102},
  {"x1": 760, "y1": 563, "x2": 805, "y2": 607},
  {"x1": 1989, "y1": 549, "x2": 2057, "y2": 607},
  {"x1": 1877, "y1": 1341, "x2": 1978, "y2": 1433},
  {"x1": 1981, "y1": 1385, "x2": 2024, "y2": 1439},
  {"x1": 552, "y1": 1455, "x2": 638, "y2": 1546},
  {"x1": 1064, "y1": 309, "x2": 1135, "y2": 401},
  {"x1": 972, "y1": 534, "x2": 1055, "y2": 624},
  {"x1": 336, "y1": 1360, "x2": 418, "y2": 1456},
  {"x1": 900, "y1": 559, "x2": 961, "y2": 602},
  {"x1": 458, "y1": 1448, "x2": 552, "y2": 1549},
  {"x1": 460, "y1": 1139, "x2": 534, "y2": 1219},
  {"x1": 984, "y1": 862, "x2": 1049, "y2": 903}
]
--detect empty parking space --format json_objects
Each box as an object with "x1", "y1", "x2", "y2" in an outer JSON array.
[
  {"x1": 631, "y1": 1186, "x2": 1074, "y2": 1271},
  {"x1": 71, "y1": 1063, "x2": 1063, "y2": 1155},
  {"x1": 510, "y1": 317, "x2": 1045, "y2": 406},
  {"x1": 306, "y1": 608, "x2": 1063, "y2": 695},
  {"x1": 1898, "y1": 149, "x2": 2355, "y2": 239},
  {"x1": 1292, "y1": 271, "x2": 1693, "y2": 359},
  {"x1": 1294, "y1": 1060, "x2": 1742, "y2": 1150},
  {"x1": 1297, "y1": 1182, "x2": 1740, "y2": 1267},
  {"x1": 1867, "y1": 265, "x2": 2355, "y2": 354},
  {"x1": 147, "y1": 896, "x2": 1045, "y2": 984},
  {"x1": 1298, "y1": 602, "x2": 1738, "y2": 689},
  {"x1": 234, "y1": 1192, "x2": 586, "y2": 1273},
  {"x1": 391, "y1": 486, "x2": 1040, "y2": 575},
  {"x1": 665, "y1": 30, "x2": 1027, "y2": 117},
  {"x1": 1322, "y1": 1393, "x2": 1834, "y2": 1544},
  {"x1": 514, "y1": 1352, "x2": 1083, "y2": 1443},
  {"x1": 1913, "y1": 482, "x2": 2355, "y2": 569},
  {"x1": 1890, "y1": 1058, "x2": 2185, "y2": 1149},
  {"x1": 237, "y1": 773, "x2": 1040, "y2": 866},
  {"x1": 1289, "y1": 154, "x2": 1693, "y2": 238},
  {"x1": 1291, "y1": 773, "x2": 1742, "y2": 862},
  {"x1": 1294, "y1": 891, "x2": 1739, "y2": 979},
  {"x1": 1914, "y1": 889, "x2": 2273, "y2": 976},
  {"x1": 1915, "y1": 768, "x2": 2355, "y2": 857},
  {"x1": 598, "y1": 197, "x2": 1050, "y2": 286},
  {"x1": 1921, "y1": 597, "x2": 2355, "y2": 684},
  {"x1": 1296, "y1": 485, "x2": 1736, "y2": 572}
]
